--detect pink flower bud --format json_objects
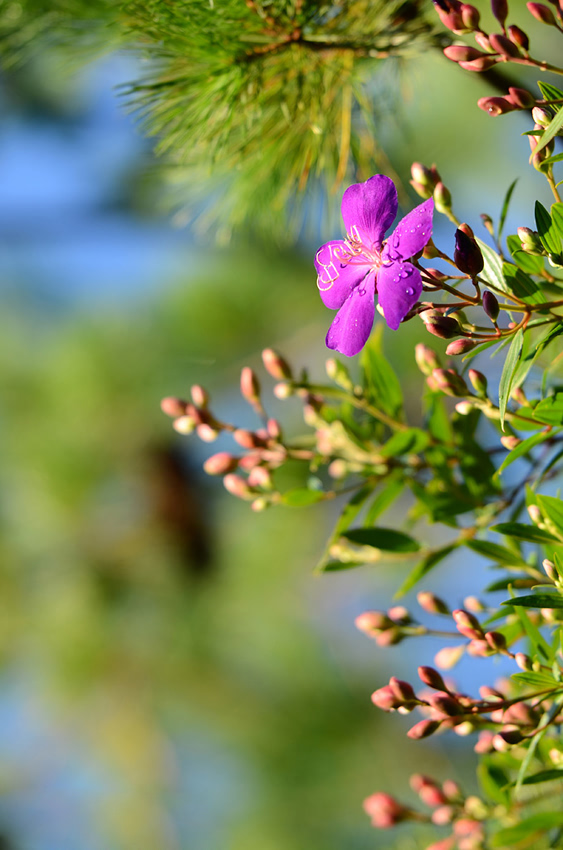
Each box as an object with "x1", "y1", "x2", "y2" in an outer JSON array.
[
  {"x1": 355, "y1": 611, "x2": 393, "y2": 633},
  {"x1": 474, "y1": 730, "x2": 495, "y2": 753},
  {"x1": 468, "y1": 368, "x2": 487, "y2": 396},
  {"x1": 415, "y1": 343, "x2": 441, "y2": 376},
  {"x1": 507, "y1": 85, "x2": 534, "y2": 107},
  {"x1": 479, "y1": 685, "x2": 504, "y2": 701},
  {"x1": 503, "y1": 702, "x2": 538, "y2": 726},
  {"x1": 161, "y1": 396, "x2": 188, "y2": 418},
  {"x1": 431, "y1": 806, "x2": 455, "y2": 826},
  {"x1": 491, "y1": 0, "x2": 509, "y2": 26},
  {"x1": 543, "y1": 558, "x2": 558, "y2": 581},
  {"x1": 515, "y1": 652, "x2": 533, "y2": 671},
  {"x1": 388, "y1": 605, "x2": 412, "y2": 625},
  {"x1": 443, "y1": 45, "x2": 487, "y2": 62},
  {"x1": 533, "y1": 106, "x2": 553, "y2": 127},
  {"x1": 411, "y1": 162, "x2": 438, "y2": 190},
  {"x1": 477, "y1": 95, "x2": 516, "y2": 115},
  {"x1": 453, "y1": 609, "x2": 483, "y2": 638},
  {"x1": 489, "y1": 32, "x2": 521, "y2": 56},
  {"x1": 497, "y1": 725, "x2": 525, "y2": 745},
  {"x1": 432, "y1": 368, "x2": 468, "y2": 397},
  {"x1": 485, "y1": 631, "x2": 507, "y2": 652},
  {"x1": 273, "y1": 382, "x2": 293, "y2": 399},
  {"x1": 474, "y1": 31, "x2": 492, "y2": 51},
  {"x1": 464, "y1": 596, "x2": 485, "y2": 613},
  {"x1": 429, "y1": 692, "x2": 463, "y2": 717},
  {"x1": 417, "y1": 591, "x2": 450, "y2": 615},
  {"x1": 407, "y1": 719, "x2": 441, "y2": 739},
  {"x1": 371, "y1": 685, "x2": 402, "y2": 711},
  {"x1": 433, "y1": 0, "x2": 465, "y2": 32},
  {"x1": 459, "y1": 55, "x2": 499, "y2": 71},
  {"x1": 425, "y1": 317, "x2": 461, "y2": 340},
  {"x1": 500, "y1": 435, "x2": 520, "y2": 450},
  {"x1": 375, "y1": 626, "x2": 404, "y2": 646},
  {"x1": 261, "y1": 348, "x2": 292, "y2": 380},
  {"x1": 203, "y1": 452, "x2": 239, "y2": 475},
  {"x1": 191, "y1": 384, "x2": 209, "y2": 408},
  {"x1": 363, "y1": 792, "x2": 408, "y2": 828},
  {"x1": 389, "y1": 677, "x2": 418, "y2": 704},
  {"x1": 196, "y1": 423, "x2": 220, "y2": 442},
  {"x1": 172, "y1": 415, "x2": 196, "y2": 435},
  {"x1": 266, "y1": 418, "x2": 282, "y2": 440},
  {"x1": 247, "y1": 466, "x2": 273, "y2": 488},
  {"x1": 419, "y1": 784, "x2": 448, "y2": 807},
  {"x1": 418, "y1": 666, "x2": 448, "y2": 691},
  {"x1": 233, "y1": 429, "x2": 266, "y2": 449},
  {"x1": 223, "y1": 474, "x2": 254, "y2": 500},
  {"x1": 434, "y1": 645, "x2": 465, "y2": 669},
  {"x1": 250, "y1": 497, "x2": 269, "y2": 512},
  {"x1": 467, "y1": 639, "x2": 490, "y2": 656},
  {"x1": 460, "y1": 3, "x2": 480, "y2": 28},
  {"x1": 527, "y1": 2, "x2": 557, "y2": 23},
  {"x1": 442, "y1": 779, "x2": 462, "y2": 801},
  {"x1": 433, "y1": 181, "x2": 452, "y2": 212},
  {"x1": 446, "y1": 338, "x2": 474, "y2": 356},
  {"x1": 507, "y1": 25, "x2": 530, "y2": 51},
  {"x1": 426, "y1": 837, "x2": 456, "y2": 850},
  {"x1": 240, "y1": 367, "x2": 261, "y2": 405}
]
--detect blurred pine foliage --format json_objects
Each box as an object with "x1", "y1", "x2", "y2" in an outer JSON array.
[{"x1": 0, "y1": 0, "x2": 441, "y2": 236}]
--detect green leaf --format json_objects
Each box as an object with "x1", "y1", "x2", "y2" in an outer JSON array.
[
  {"x1": 379, "y1": 427, "x2": 429, "y2": 458},
  {"x1": 516, "y1": 696, "x2": 563, "y2": 790},
  {"x1": 533, "y1": 392, "x2": 563, "y2": 426},
  {"x1": 516, "y1": 768, "x2": 563, "y2": 786},
  {"x1": 492, "y1": 522, "x2": 559, "y2": 543},
  {"x1": 506, "y1": 234, "x2": 545, "y2": 275},
  {"x1": 504, "y1": 595, "x2": 553, "y2": 660},
  {"x1": 321, "y1": 560, "x2": 366, "y2": 572},
  {"x1": 538, "y1": 81, "x2": 563, "y2": 103},
  {"x1": 498, "y1": 329, "x2": 524, "y2": 431},
  {"x1": 360, "y1": 325, "x2": 403, "y2": 421},
  {"x1": 535, "y1": 200, "x2": 562, "y2": 256},
  {"x1": 530, "y1": 106, "x2": 563, "y2": 163},
  {"x1": 476, "y1": 237, "x2": 506, "y2": 293},
  {"x1": 544, "y1": 152, "x2": 563, "y2": 167},
  {"x1": 537, "y1": 494, "x2": 563, "y2": 536},
  {"x1": 513, "y1": 324, "x2": 563, "y2": 391},
  {"x1": 315, "y1": 483, "x2": 375, "y2": 571},
  {"x1": 466, "y1": 539, "x2": 526, "y2": 566},
  {"x1": 552, "y1": 202, "x2": 563, "y2": 242},
  {"x1": 502, "y1": 593, "x2": 563, "y2": 608},
  {"x1": 364, "y1": 478, "x2": 404, "y2": 526},
  {"x1": 492, "y1": 812, "x2": 563, "y2": 847},
  {"x1": 342, "y1": 528, "x2": 420, "y2": 553},
  {"x1": 512, "y1": 671, "x2": 559, "y2": 688},
  {"x1": 498, "y1": 178, "x2": 518, "y2": 241},
  {"x1": 281, "y1": 488, "x2": 327, "y2": 506},
  {"x1": 502, "y1": 263, "x2": 546, "y2": 304},
  {"x1": 497, "y1": 430, "x2": 554, "y2": 476},
  {"x1": 478, "y1": 759, "x2": 510, "y2": 806},
  {"x1": 394, "y1": 544, "x2": 457, "y2": 598}
]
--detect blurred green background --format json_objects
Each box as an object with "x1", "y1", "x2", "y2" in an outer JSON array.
[{"x1": 0, "y1": 2, "x2": 562, "y2": 848}]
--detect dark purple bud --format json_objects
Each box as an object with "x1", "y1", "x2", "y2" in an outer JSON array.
[
  {"x1": 407, "y1": 719, "x2": 441, "y2": 739},
  {"x1": 477, "y1": 95, "x2": 516, "y2": 116},
  {"x1": 454, "y1": 229, "x2": 484, "y2": 276},
  {"x1": 507, "y1": 25, "x2": 530, "y2": 50},
  {"x1": 527, "y1": 2, "x2": 557, "y2": 23},
  {"x1": 491, "y1": 0, "x2": 509, "y2": 26},
  {"x1": 482, "y1": 290, "x2": 500, "y2": 321},
  {"x1": 506, "y1": 85, "x2": 534, "y2": 107},
  {"x1": 424, "y1": 316, "x2": 461, "y2": 340},
  {"x1": 460, "y1": 3, "x2": 480, "y2": 28},
  {"x1": 418, "y1": 666, "x2": 448, "y2": 690},
  {"x1": 489, "y1": 32, "x2": 521, "y2": 56},
  {"x1": 446, "y1": 338, "x2": 475, "y2": 356},
  {"x1": 443, "y1": 45, "x2": 488, "y2": 62},
  {"x1": 498, "y1": 725, "x2": 525, "y2": 745},
  {"x1": 459, "y1": 56, "x2": 498, "y2": 70}
]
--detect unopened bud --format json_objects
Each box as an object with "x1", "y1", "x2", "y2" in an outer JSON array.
[
  {"x1": 429, "y1": 692, "x2": 463, "y2": 716},
  {"x1": 434, "y1": 182, "x2": 452, "y2": 213},
  {"x1": 240, "y1": 367, "x2": 261, "y2": 404},
  {"x1": 273, "y1": 382, "x2": 293, "y2": 399},
  {"x1": 446, "y1": 338, "x2": 475, "y2": 356},
  {"x1": 363, "y1": 792, "x2": 409, "y2": 828},
  {"x1": 482, "y1": 290, "x2": 500, "y2": 322},
  {"x1": 454, "y1": 720, "x2": 475, "y2": 736},
  {"x1": 455, "y1": 401, "x2": 474, "y2": 415},
  {"x1": 528, "y1": 503, "x2": 541, "y2": 524},
  {"x1": 417, "y1": 591, "x2": 450, "y2": 615},
  {"x1": 454, "y1": 228, "x2": 484, "y2": 276},
  {"x1": 419, "y1": 784, "x2": 448, "y2": 807},
  {"x1": 474, "y1": 730, "x2": 495, "y2": 753},
  {"x1": 191, "y1": 384, "x2": 209, "y2": 408},
  {"x1": 460, "y1": 3, "x2": 480, "y2": 28},
  {"x1": 418, "y1": 666, "x2": 448, "y2": 691},
  {"x1": 223, "y1": 474, "x2": 255, "y2": 499},
  {"x1": 203, "y1": 452, "x2": 239, "y2": 475},
  {"x1": 498, "y1": 725, "x2": 525, "y2": 745},
  {"x1": 161, "y1": 396, "x2": 188, "y2": 418},
  {"x1": 415, "y1": 343, "x2": 441, "y2": 375},
  {"x1": 371, "y1": 685, "x2": 403, "y2": 711},
  {"x1": 515, "y1": 652, "x2": 533, "y2": 671},
  {"x1": 411, "y1": 180, "x2": 433, "y2": 200},
  {"x1": 467, "y1": 638, "x2": 490, "y2": 656},
  {"x1": 485, "y1": 631, "x2": 507, "y2": 652},
  {"x1": 507, "y1": 26, "x2": 530, "y2": 52},
  {"x1": 435, "y1": 645, "x2": 465, "y2": 669},
  {"x1": 532, "y1": 106, "x2": 553, "y2": 127},
  {"x1": 443, "y1": 45, "x2": 487, "y2": 62},
  {"x1": 328, "y1": 459, "x2": 347, "y2": 479},
  {"x1": 261, "y1": 348, "x2": 292, "y2": 380},
  {"x1": 507, "y1": 86, "x2": 534, "y2": 109},
  {"x1": 527, "y1": 2, "x2": 557, "y2": 24},
  {"x1": 543, "y1": 558, "x2": 559, "y2": 581},
  {"x1": 422, "y1": 238, "x2": 441, "y2": 259},
  {"x1": 474, "y1": 31, "x2": 493, "y2": 51},
  {"x1": 489, "y1": 32, "x2": 521, "y2": 56},
  {"x1": 432, "y1": 368, "x2": 468, "y2": 397},
  {"x1": 453, "y1": 608, "x2": 483, "y2": 638},
  {"x1": 425, "y1": 315, "x2": 461, "y2": 339},
  {"x1": 500, "y1": 434, "x2": 520, "y2": 449},
  {"x1": 196, "y1": 423, "x2": 220, "y2": 442},
  {"x1": 480, "y1": 685, "x2": 504, "y2": 701},
  {"x1": 375, "y1": 626, "x2": 404, "y2": 646},
  {"x1": 251, "y1": 497, "x2": 270, "y2": 511},
  {"x1": 172, "y1": 415, "x2": 196, "y2": 435},
  {"x1": 491, "y1": 0, "x2": 509, "y2": 26},
  {"x1": 443, "y1": 779, "x2": 462, "y2": 801},
  {"x1": 459, "y1": 56, "x2": 498, "y2": 71},
  {"x1": 355, "y1": 611, "x2": 393, "y2": 633},
  {"x1": 389, "y1": 677, "x2": 418, "y2": 704},
  {"x1": 411, "y1": 162, "x2": 438, "y2": 191},
  {"x1": 463, "y1": 596, "x2": 485, "y2": 612},
  {"x1": 233, "y1": 429, "x2": 266, "y2": 449},
  {"x1": 407, "y1": 719, "x2": 441, "y2": 739},
  {"x1": 325, "y1": 358, "x2": 353, "y2": 391},
  {"x1": 433, "y1": 1, "x2": 465, "y2": 32},
  {"x1": 247, "y1": 466, "x2": 273, "y2": 489},
  {"x1": 388, "y1": 605, "x2": 411, "y2": 625},
  {"x1": 480, "y1": 213, "x2": 495, "y2": 237},
  {"x1": 266, "y1": 418, "x2": 282, "y2": 440},
  {"x1": 517, "y1": 226, "x2": 544, "y2": 254},
  {"x1": 468, "y1": 368, "x2": 487, "y2": 396},
  {"x1": 477, "y1": 95, "x2": 516, "y2": 115}
]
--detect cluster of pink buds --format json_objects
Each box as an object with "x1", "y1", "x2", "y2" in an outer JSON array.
[
  {"x1": 364, "y1": 774, "x2": 487, "y2": 849},
  {"x1": 354, "y1": 606, "x2": 414, "y2": 646}
]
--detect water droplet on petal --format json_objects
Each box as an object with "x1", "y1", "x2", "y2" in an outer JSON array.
[
  {"x1": 405, "y1": 286, "x2": 414, "y2": 296},
  {"x1": 357, "y1": 288, "x2": 366, "y2": 297}
]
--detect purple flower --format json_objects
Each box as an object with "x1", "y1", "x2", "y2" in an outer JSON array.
[{"x1": 314, "y1": 175, "x2": 434, "y2": 357}]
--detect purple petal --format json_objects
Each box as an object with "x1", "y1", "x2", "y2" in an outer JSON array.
[
  {"x1": 326, "y1": 271, "x2": 376, "y2": 357},
  {"x1": 376, "y1": 262, "x2": 422, "y2": 331},
  {"x1": 341, "y1": 175, "x2": 397, "y2": 250},
  {"x1": 314, "y1": 240, "x2": 371, "y2": 309},
  {"x1": 384, "y1": 198, "x2": 434, "y2": 263}
]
